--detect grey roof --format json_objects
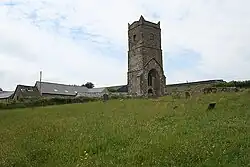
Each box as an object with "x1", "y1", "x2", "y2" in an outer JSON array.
[
  {"x1": 76, "y1": 92, "x2": 103, "y2": 98},
  {"x1": 0, "y1": 91, "x2": 14, "y2": 99},
  {"x1": 35, "y1": 81, "x2": 89, "y2": 96},
  {"x1": 87, "y1": 87, "x2": 108, "y2": 93},
  {"x1": 107, "y1": 85, "x2": 128, "y2": 92}
]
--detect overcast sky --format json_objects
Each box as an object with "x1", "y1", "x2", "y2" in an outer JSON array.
[{"x1": 0, "y1": 0, "x2": 250, "y2": 90}]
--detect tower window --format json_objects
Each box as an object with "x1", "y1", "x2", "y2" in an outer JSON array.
[
  {"x1": 133, "y1": 35, "x2": 136, "y2": 41},
  {"x1": 149, "y1": 33, "x2": 154, "y2": 40},
  {"x1": 148, "y1": 73, "x2": 153, "y2": 86}
]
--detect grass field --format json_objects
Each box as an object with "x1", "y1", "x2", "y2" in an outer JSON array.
[{"x1": 0, "y1": 92, "x2": 250, "y2": 167}]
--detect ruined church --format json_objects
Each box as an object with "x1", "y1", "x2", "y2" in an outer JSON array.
[{"x1": 127, "y1": 16, "x2": 166, "y2": 96}]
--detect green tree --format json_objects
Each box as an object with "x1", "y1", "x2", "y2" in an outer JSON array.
[{"x1": 82, "y1": 82, "x2": 94, "y2": 88}]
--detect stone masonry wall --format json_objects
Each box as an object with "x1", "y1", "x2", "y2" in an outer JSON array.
[{"x1": 127, "y1": 16, "x2": 166, "y2": 96}]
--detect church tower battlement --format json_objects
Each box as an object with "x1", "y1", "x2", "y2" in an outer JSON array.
[{"x1": 127, "y1": 15, "x2": 166, "y2": 96}]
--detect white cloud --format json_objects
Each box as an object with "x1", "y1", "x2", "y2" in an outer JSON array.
[
  {"x1": 0, "y1": 0, "x2": 250, "y2": 90},
  {"x1": 0, "y1": 5, "x2": 127, "y2": 90}
]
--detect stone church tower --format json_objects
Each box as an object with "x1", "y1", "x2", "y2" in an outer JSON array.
[{"x1": 127, "y1": 16, "x2": 166, "y2": 96}]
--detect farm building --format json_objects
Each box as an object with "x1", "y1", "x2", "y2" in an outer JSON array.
[
  {"x1": 76, "y1": 87, "x2": 109, "y2": 98},
  {"x1": 35, "y1": 81, "x2": 109, "y2": 98},
  {"x1": 12, "y1": 85, "x2": 41, "y2": 100},
  {"x1": 35, "y1": 81, "x2": 89, "y2": 97},
  {"x1": 0, "y1": 91, "x2": 14, "y2": 102}
]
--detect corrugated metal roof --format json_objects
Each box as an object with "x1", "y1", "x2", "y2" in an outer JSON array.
[
  {"x1": 35, "y1": 81, "x2": 89, "y2": 96},
  {"x1": 0, "y1": 91, "x2": 14, "y2": 99}
]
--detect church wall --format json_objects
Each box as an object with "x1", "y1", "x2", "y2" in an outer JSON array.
[
  {"x1": 128, "y1": 70, "x2": 143, "y2": 96},
  {"x1": 142, "y1": 48, "x2": 162, "y2": 68},
  {"x1": 139, "y1": 25, "x2": 161, "y2": 49},
  {"x1": 128, "y1": 49, "x2": 143, "y2": 72},
  {"x1": 141, "y1": 59, "x2": 165, "y2": 95},
  {"x1": 127, "y1": 16, "x2": 166, "y2": 96}
]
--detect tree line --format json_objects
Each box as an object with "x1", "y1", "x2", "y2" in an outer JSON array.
[{"x1": 214, "y1": 80, "x2": 250, "y2": 88}]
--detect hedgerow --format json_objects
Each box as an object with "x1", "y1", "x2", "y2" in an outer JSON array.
[
  {"x1": 214, "y1": 80, "x2": 250, "y2": 88},
  {"x1": 0, "y1": 96, "x2": 98, "y2": 110}
]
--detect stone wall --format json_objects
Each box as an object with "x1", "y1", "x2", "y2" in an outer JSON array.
[{"x1": 165, "y1": 80, "x2": 224, "y2": 95}]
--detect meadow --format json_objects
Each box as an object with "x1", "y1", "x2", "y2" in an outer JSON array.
[{"x1": 0, "y1": 92, "x2": 249, "y2": 167}]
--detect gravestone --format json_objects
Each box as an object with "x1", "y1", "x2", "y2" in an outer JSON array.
[
  {"x1": 185, "y1": 91, "x2": 191, "y2": 99},
  {"x1": 207, "y1": 102, "x2": 216, "y2": 110},
  {"x1": 103, "y1": 94, "x2": 109, "y2": 102},
  {"x1": 211, "y1": 87, "x2": 217, "y2": 93},
  {"x1": 203, "y1": 87, "x2": 215, "y2": 94}
]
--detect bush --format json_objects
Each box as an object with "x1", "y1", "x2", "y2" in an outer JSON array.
[
  {"x1": 0, "y1": 96, "x2": 98, "y2": 110},
  {"x1": 0, "y1": 94, "x2": 145, "y2": 110},
  {"x1": 107, "y1": 88, "x2": 118, "y2": 92},
  {"x1": 109, "y1": 94, "x2": 121, "y2": 99},
  {"x1": 214, "y1": 80, "x2": 250, "y2": 88}
]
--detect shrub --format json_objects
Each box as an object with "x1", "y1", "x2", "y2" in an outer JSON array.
[
  {"x1": 0, "y1": 93, "x2": 147, "y2": 110},
  {"x1": 214, "y1": 80, "x2": 250, "y2": 88},
  {"x1": 0, "y1": 96, "x2": 98, "y2": 110},
  {"x1": 107, "y1": 88, "x2": 117, "y2": 92}
]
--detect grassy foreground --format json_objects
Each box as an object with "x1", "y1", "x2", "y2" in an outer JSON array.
[{"x1": 0, "y1": 92, "x2": 250, "y2": 167}]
